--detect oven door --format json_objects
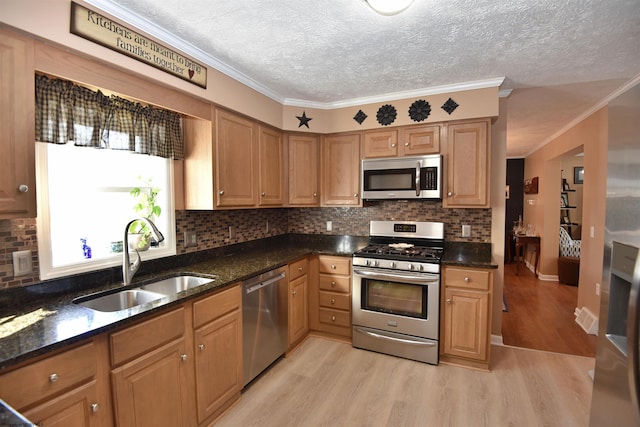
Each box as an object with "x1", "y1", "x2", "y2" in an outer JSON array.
[{"x1": 352, "y1": 266, "x2": 440, "y2": 340}]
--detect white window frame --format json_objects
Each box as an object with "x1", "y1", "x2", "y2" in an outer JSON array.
[{"x1": 35, "y1": 142, "x2": 177, "y2": 281}]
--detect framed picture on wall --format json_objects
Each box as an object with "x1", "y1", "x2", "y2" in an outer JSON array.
[{"x1": 574, "y1": 167, "x2": 584, "y2": 184}]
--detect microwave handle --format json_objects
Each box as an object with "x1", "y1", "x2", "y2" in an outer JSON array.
[{"x1": 415, "y1": 161, "x2": 421, "y2": 197}]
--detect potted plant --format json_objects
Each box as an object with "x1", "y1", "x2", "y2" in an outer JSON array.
[{"x1": 128, "y1": 177, "x2": 161, "y2": 251}]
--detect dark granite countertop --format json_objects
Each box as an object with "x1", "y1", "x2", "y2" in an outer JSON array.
[
  {"x1": 0, "y1": 233, "x2": 495, "y2": 372},
  {"x1": 0, "y1": 234, "x2": 368, "y2": 371}
]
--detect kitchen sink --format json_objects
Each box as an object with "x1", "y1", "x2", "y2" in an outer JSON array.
[
  {"x1": 138, "y1": 274, "x2": 216, "y2": 295},
  {"x1": 74, "y1": 289, "x2": 167, "y2": 312}
]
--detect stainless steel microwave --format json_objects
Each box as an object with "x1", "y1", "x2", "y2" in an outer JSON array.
[{"x1": 361, "y1": 155, "x2": 442, "y2": 200}]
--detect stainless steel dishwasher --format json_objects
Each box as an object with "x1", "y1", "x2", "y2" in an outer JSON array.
[{"x1": 242, "y1": 267, "x2": 288, "y2": 387}]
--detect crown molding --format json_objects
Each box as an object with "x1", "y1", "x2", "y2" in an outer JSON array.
[{"x1": 525, "y1": 73, "x2": 640, "y2": 157}]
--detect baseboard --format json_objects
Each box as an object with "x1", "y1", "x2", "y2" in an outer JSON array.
[
  {"x1": 537, "y1": 273, "x2": 558, "y2": 281},
  {"x1": 491, "y1": 334, "x2": 504, "y2": 346}
]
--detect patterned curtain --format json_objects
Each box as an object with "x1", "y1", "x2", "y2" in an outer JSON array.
[{"x1": 35, "y1": 74, "x2": 184, "y2": 160}]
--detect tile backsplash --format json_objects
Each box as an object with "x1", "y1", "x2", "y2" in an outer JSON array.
[{"x1": 1, "y1": 201, "x2": 490, "y2": 289}]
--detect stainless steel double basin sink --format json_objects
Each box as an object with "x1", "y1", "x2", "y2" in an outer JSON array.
[{"x1": 73, "y1": 274, "x2": 216, "y2": 313}]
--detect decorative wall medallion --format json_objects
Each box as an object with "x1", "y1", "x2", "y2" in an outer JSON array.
[
  {"x1": 441, "y1": 98, "x2": 459, "y2": 115},
  {"x1": 296, "y1": 111, "x2": 313, "y2": 128},
  {"x1": 376, "y1": 104, "x2": 397, "y2": 126},
  {"x1": 353, "y1": 109, "x2": 367, "y2": 125},
  {"x1": 408, "y1": 99, "x2": 431, "y2": 122}
]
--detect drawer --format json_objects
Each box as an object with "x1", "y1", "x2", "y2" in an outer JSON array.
[
  {"x1": 319, "y1": 274, "x2": 351, "y2": 293},
  {"x1": 318, "y1": 256, "x2": 351, "y2": 275},
  {"x1": 193, "y1": 284, "x2": 241, "y2": 328},
  {"x1": 111, "y1": 307, "x2": 185, "y2": 366},
  {"x1": 319, "y1": 291, "x2": 350, "y2": 310},
  {"x1": 319, "y1": 308, "x2": 351, "y2": 328},
  {"x1": 0, "y1": 341, "x2": 96, "y2": 411},
  {"x1": 289, "y1": 258, "x2": 308, "y2": 281},
  {"x1": 445, "y1": 267, "x2": 490, "y2": 291}
]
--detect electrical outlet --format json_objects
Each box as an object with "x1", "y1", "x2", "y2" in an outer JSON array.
[
  {"x1": 590, "y1": 226, "x2": 595, "y2": 238},
  {"x1": 461, "y1": 225, "x2": 471, "y2": 237},
  {"x1": 327, "y1": 221, "x2": 332, "y2": 231},
  {"x1": 229, "y1": 226, "x2": 236, "y2": 239},
  {"x1": 266, "y1": 221, "x2": 270, "y2": 233},
  {"x1": 13, "y1": 250, "x2": 33, "y2": 277},
  {"x1": 596, "y1": 282, "x2": 601, "y2": 296},
  {"x1": 184, "y1": 231, "x2": 197, "y2": 248}
]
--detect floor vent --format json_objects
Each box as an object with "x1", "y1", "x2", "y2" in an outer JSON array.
[{"x1": 575, "y1": 307, "x2": 598, "y2": 335}]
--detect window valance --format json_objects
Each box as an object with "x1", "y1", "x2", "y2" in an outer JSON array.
[{"x1": 35, "y1": 74, "x2": 183, "y2": 160}]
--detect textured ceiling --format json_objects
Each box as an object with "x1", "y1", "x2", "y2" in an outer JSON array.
[{"x1": 89, "y1": 0, "x2": 640, "y2": 157}]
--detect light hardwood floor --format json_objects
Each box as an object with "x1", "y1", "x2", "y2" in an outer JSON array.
[
  {"x1": 216, "y1": 336, "x2": 594, "y2": 427},
  {"x1": 502, "y1": 262, "x2": 597, "y2": 357}
]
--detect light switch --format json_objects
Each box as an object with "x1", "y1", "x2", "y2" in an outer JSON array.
[{"x1": 13, "y1": 250, "x2": 33, "y2": 277}]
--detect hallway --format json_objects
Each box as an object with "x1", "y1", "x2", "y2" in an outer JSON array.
[{"x1": 501, "y1": 262, "x2": 597, "y2": 357}]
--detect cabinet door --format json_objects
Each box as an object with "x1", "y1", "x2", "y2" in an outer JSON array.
[
  {"x1": 0, "y1": 29, "x2": 36, "y2": 219},
  {"x1": 363, "y1": 130, "x2": 398, "y2": 158},
  {"x1": 399, "y1": 125, "x2": 440, "y2": 156},
  {"x1": 194, "y1": 309, "x2": 242, "y2": 424},
  {"x1": 258, "y1": 126, "x2": 285, "y2": 206},
  {"x1": 444, "y1": 120, "x2": 489, "y2": 207},
  {"x1": 289, "y1": 274, "x2": 309, "y2": 346},
  {"x1": 24, "y1": 381, "x2": 100, "y2": 427},
  {"x1": 215, "y1": 109, "x2": 257, "y2": 207},
  {"x1": 288, "y1": 134, "x2": 320, "y2": 206},
  {"x1": 442, "y1": 288, "x2": 489, "y2": 361},
  {"x1": 111, "y1": 339, "x2": 192, "y2": 427},
  {"x1": 321, "y1": 133, "x2": 361, "y2": 206}
]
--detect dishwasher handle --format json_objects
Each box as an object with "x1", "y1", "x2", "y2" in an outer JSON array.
[{"x1": 244, "y1": 271, "x2": 286, "y2": 294}]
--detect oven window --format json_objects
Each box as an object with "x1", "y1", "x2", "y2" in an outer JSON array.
[{"x1": 362, "y1": 279, "x2": 427, "y2": 319}]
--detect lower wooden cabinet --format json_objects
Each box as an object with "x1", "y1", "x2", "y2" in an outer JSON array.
[
  {"x1": 309, "y1": 255, "x2": 352, "y2": 338},
  {"x1": 192, "y1": 285, "x2": 243, "y2": 424},
  {"x1": 23, "y1": 381, "x2": 100, "y2": 427},
  {"x1": 440, "y1": 266, "x2": 493, "y2": 370},
  {"x1": 288, "y1": 258, "x2": 309, "y2": 349}
]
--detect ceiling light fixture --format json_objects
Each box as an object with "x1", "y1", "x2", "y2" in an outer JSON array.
[{"x1": 365, "y1": 0, "x2": 415, "y2": 15}]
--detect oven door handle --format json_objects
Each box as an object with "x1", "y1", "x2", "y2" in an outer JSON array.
[
  {"x1": 355, "y1": 327, "x2": 437, "y2": 347},
  {"x1": 353, "y1": 268, "x2": 439, "y2": 285}
]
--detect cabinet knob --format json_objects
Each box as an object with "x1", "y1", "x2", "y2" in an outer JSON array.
[
  {"x1": 219, "y1": 190, "x2": 225, "y2": 196},
  {"x1": 464, "y1": 277, "x2": 470, "y2": 283},
  {"x1": 353, "y1": 193, "x2": 358, "y2": 198},
  {"x1": 331, "y1": 264, "x2": 336, "y2": 269},
  {"x1": 261, "y1": 192, "x2": 266, "y2": 196},
  {"x1": 49, "y1": 373, "x2": 59, "y2": 383},
  {"x1": 18, "y1": 184, "x2": 29, "y2": 193},
  {"x1": 331, "y1": 298, "x2": 336, "y2": 305},
  {"x1": 447, "y1": 191, "x2": 453, "y2": 197},
  {"x1": 298, "y1": 267, "x2": 303, "y2": 272},
  {"x1": 313, "y1": 192, "x2": 318, "y2": 197},
  {"x1": 331, "y1": 315, "x2": 336, "y2": 321},
  {"x1": 331, "y1": 281, "x2": 336, "y2": 287},
  {"x1": 292, "y1": 290, "x2": 297, "y2": 296},
  {"x1": 446, "y1": 298, "x2": 452, "y2": 304},
  {"x1": 91, "y1": 403, "x2": 99, "y2": 413},
  {"x1": 199, "y1": 344, "x2": 206, "y2": 351},
  {"x1": 404, "y1": 142, "x2": 410, "y2": 147},
  {"x1": 181, "y1": 354, "x2": 188, "y2": 361},
  {"x1": 391, "y1": 143, "x2": 397, "y2": 148}
]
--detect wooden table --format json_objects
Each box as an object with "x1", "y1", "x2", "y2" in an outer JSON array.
[{"x1": 513, "y1": 235, "x2": 540, "y2": 277}]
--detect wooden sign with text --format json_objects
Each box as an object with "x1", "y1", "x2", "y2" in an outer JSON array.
[{"x1": 70, "y1": 2, "x2": 207, "y2": 88}]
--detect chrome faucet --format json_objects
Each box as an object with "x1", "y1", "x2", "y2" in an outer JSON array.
[{"x1": 123, "y1": 218, "x2": 165, "y2": 286}]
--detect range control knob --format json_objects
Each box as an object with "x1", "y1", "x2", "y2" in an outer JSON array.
[
  {"x1": 365, "y1": 259, "x2": 370, "y2": 266},
  {"x1": 407, "y1": 263, "x2": 414, "y2": 270},
  {"x1": 389, "y1": 261, "x2": 396, "y2": 269},
  {"x1": 418, "y1": 264, "x2": 424, "y2": 271},
  {"x1": 373, "y1": 260, "x2": 379, "y2": 267}
]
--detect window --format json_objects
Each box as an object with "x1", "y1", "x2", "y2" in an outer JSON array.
[{"x1": 36, "y1": 142, "x2": 176, "y2": 280}]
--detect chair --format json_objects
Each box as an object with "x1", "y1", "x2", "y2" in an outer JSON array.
[{"x1": 558, "y1": 227, "x2": 580, "y2": 285}]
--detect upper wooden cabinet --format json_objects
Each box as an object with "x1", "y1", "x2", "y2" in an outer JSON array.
[
  {"x1": 0, "y1": 29, "x2": 36, "y2": 219},
  {"x1": 443, "y1": 119, "x2": 490, "y2": 208},
  {"x1": 321, "y1": 133, "x2": 361, "y2": 206},
  {"x1": 258, "y1": 126, "x2": 285, "y2": 206},
  {"x1": 215, "y1": 109, "x2": 258, "y2": 208},
  {"x1": 362, "y1": 125, "x2": 440, "y2": 159},
  {"x1": 288, "y1": 134, "x2": 320, "y2": 206}
]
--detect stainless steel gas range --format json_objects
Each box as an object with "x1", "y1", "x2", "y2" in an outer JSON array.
[{"x1": 352, "y1": 220, "x2": 443, "y2": 364}]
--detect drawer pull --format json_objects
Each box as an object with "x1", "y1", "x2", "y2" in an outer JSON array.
[
  {"x1": 181, "y1": 354, "x2": 188, "y2": 361},
  {"x1": 49, "y1": 373, "x2": 59, "y2": 383},
  {"x1": 91, "y1": 403, "x2": 99, "y2": 413},
  {"x1": 292, "y1": 290, "x2": 297, "y2": 296},
  {"x1": 331, "y1": 264, "x2": 336, "y2": 269},
  {"x1": 331, "y1": 281, "x2": 336, "y2": 287},
  {"x1": 199, "y1": 344, "x2": 206, "y2": 351},
  {"x1": 331, "y1": 315, "x2": 336, "y2": 322},
  {"x1": 464, "y1": 277, "x2": 471, "y2": 283},
  {"x1": 261, "y1": 192, "x2": 266, "y2": 196},
  {"x1": 219, "y1": 190, "x2": 225, "y2": 195},
  {"x1": 404, "y1": 142, "x2": 410, "y2": 147},
  {"x1": 298, "y1": 267, "x2": 303, "y2": 272},
  {"x1": 331, "y1": 298, "x2": 336, "y2": 305}
]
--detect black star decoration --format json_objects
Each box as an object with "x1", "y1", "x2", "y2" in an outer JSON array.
[{"x1": 296, "y1": 111, "x2": 313, "y2": 128}]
